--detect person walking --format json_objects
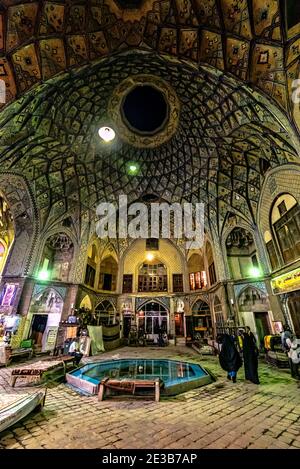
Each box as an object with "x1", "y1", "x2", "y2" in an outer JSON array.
[
  {"x1": 242, "y1": 326, "x2": 260, "y2": 384},
  {"x1": 218, "y1": 333, "x2": 242, "y2": 383}
]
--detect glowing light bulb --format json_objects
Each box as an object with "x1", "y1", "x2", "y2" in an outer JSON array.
[
  {"x1": 128, "y1": 163, "x2": 139, "y2": 175},
  {"x1": 98, "y1": 127, "x2": 115, "y2": 142},
  {"x1": 146, "y1": 253, "x2": 154, "y2": 261}
]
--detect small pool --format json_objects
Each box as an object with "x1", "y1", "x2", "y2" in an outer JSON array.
[{"x1": 66, "y1": 359, "x2": 213, "y2": 396}]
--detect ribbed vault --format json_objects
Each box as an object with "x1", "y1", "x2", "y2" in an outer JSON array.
[
  {"x1": 0, "y1": 50, "x2": 298, "y2": 235},
  {"x1": 0, "y1": 0, "x2": 299, "y2": 131}
]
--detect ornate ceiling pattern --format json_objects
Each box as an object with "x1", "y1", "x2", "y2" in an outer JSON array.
[
  {"x1": 0, "y1": 51, "x2": 298, "y2": 237},
  {"x1": 0, "y1": 0, "x2": 299, "y2": 130}
]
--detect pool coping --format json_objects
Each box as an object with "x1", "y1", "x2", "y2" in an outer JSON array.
[{"x1": 66, "y1": 358, "x2": 214, "y2": 396}]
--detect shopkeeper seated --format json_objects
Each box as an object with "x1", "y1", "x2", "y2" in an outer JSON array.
[{"x1": 68, "y1": 337, "x2": 84, "y2": 366}]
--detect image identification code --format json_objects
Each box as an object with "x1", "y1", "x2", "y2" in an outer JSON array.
[
  {"x1": 102, "y1": 453, "x2": 198, "y2": 466},
  {"x1": 146, "y1": 453, "x2": 197, "y2": 464}
]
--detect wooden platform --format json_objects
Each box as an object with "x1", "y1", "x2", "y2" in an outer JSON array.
[
  {"x1": 10, "y1": 355, "x2": 76, "y2": 387},
  {"x1": 98, "y1": 377, "x2": 162, "y2": 402}
]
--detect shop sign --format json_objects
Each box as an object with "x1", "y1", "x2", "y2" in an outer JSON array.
[
  {"x1": 271, "y1": 268, "x2": 300, "y2": 294},
  {"x1": 44, "y1": 326, "x2": 58, "y2": 351}
]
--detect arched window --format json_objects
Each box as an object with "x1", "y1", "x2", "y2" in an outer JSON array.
[
  {"x1": 206, "y1": 241, "x2": 217, "y2": 285},
  {"x1": 188, "y1": 253, "x2": 207, "y2": 291},
  {"x1": 226, "y1": 227, "x2": 259, "y2": 279},
  {"x1": 39, "y1": 233, "x2": 74, "y2": 282},
  {"x1": 84, "y1": 244, "x2": 98, "y2": 288},
  {"x1": 99, "y1": 256, "x2": 118, "y2": 291},
  {"x1": 138, "y1": 261, "x2": 167, "y2": 292},
  {"x1": 95, "y1": 300, "x2": 116, "y2": 326},
  {"x1": 79, "y1": 295, "x2": 92, "y2": 310},
  {"x1": 264, "y1": 230, "x2": 279, "y2": 270},
  {"x1": 271, "y1": 194, "x2": 300, "y2": 264},
  {"x1": 192, "y1": 300, "x2": 212, "y2": 338}
]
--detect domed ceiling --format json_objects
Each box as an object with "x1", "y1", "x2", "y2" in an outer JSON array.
[
  {"x1": 0, "y1": 0, "x2": 299, "y2": 126},
  {"x1": 0, "y1": 0, "x2": 299, "y2": 237},
  {"x1": 0, "y1": 50, "x2": 298, "y2": 232}
]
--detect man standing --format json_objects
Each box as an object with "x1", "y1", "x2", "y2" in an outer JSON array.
[{"x1": 286, "y1": 335, "x2": 300, "y2": 380}]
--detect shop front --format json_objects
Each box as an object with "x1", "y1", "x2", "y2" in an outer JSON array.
[
  {"x1": 120, "y1": 299, "x2": 134, "y2": 339},
  {"x1": 237, "y1": 285, "x2": 274, "y2": 347},
  {"x1": 137, "y1": 301, "x2": 169, "y2": 342},
  {"x1": 174, "y1": 298, "x2": 185, "y2": 338},
  {"x1": 271, "y1": 267, "x2": 300, "y2": 335},
  {"x1": 24, "y1": 284, "x2": 66, "y2": 353},
  {"x1": 191, "y1": 300, "x2": 212, "y2": 340}
]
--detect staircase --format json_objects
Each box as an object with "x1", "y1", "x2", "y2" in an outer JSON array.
[{"x1": 175, "y1": 337, "x2": 186, "y2": 346}]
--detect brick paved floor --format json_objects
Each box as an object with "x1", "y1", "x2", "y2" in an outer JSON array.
[{"x1": 0, "y1": 346, "x2": 300, "y2": 449}]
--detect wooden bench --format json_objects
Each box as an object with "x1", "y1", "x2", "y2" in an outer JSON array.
[
  {"x1": 0, "y1": 347, "x2": 33, "y2": 367},
  {"x1": 98, "y1": 377, "x2": 162, "y2": 402},
  {"x1": 10, "y1": 355, "x2": 76, "y2": 387}
]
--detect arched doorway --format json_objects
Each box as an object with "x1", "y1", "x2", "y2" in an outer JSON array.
[
  {"x1": 192, "y1": 300, "x2": 212, "y2": 339},
  {"x1": 99, "y1": 256, "x2": 118, "y2": 291},
  {"x1": 137, "y1": 301, "x2": 169, "y2": 342},
  {"x1": 28, "y1": 287, "x2": 64, "y2": 352},
  {"x1": 238, "y1": 286, "x2": 271, "y2": 347}
]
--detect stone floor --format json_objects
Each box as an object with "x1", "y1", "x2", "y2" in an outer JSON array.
[{"x1": 0, "y1": 345, "x2": 300, "y2": 449}]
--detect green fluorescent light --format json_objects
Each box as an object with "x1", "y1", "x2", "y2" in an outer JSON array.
[
  {"x1": 38, "y1": 270, "x2": 50, "y2": 281},
  {"x1": 249, "y1": 267, "x2": 261, "y2": 278}
]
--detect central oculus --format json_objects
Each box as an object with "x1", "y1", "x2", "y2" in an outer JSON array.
[{"x1": 122, "y1": 85, "x2": 168, "y2": 134}]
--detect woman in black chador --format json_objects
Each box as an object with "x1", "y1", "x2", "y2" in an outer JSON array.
[
  {"x1": 218, "y1": 334, "x2": 242, "y2": 383},
  {"x1": 242, "y1": 327, "x2": 260, "y2": 384}
]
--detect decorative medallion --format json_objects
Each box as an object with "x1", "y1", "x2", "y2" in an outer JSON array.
[{"x1": 108, "y1": 74, "x2": 180, "y2": 148}]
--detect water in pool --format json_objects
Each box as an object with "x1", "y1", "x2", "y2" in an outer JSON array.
[{"x1": 67, "y1": 359, "x2": 212, "y2": 395}]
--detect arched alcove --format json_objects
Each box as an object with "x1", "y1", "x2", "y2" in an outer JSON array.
[
  {"x1": 95, "y1": 300, "x2": 116, "y2": 326},
  {"x1": 206, "y1": 241, "x2": 217, "y2": 286},
  {"x1": 226, "y1": 228, "x2": 260, "y2": 280},
  {"x1": 187, "y1": 253, "x2": 207, "y2": 291},
  {"x1": 84, "y1": 243, "x2": 99, "y2": 288},
  {"x1": 99, "y1": 256, "x2": 118, "y2": 292},
  {"x1": 39, "y1": 233, "x2": 74, "y2": 282}
]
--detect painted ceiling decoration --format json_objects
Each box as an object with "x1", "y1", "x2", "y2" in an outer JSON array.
[
  {"x1": 0, "y1": 0, "x2": 299, "y2": 238},
  {"x1": 0, "y1": 0, "x2": 299, "y2": 129},
  {"x1": 0, "y1": 50, "x2": 298, "y2": 233}
]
